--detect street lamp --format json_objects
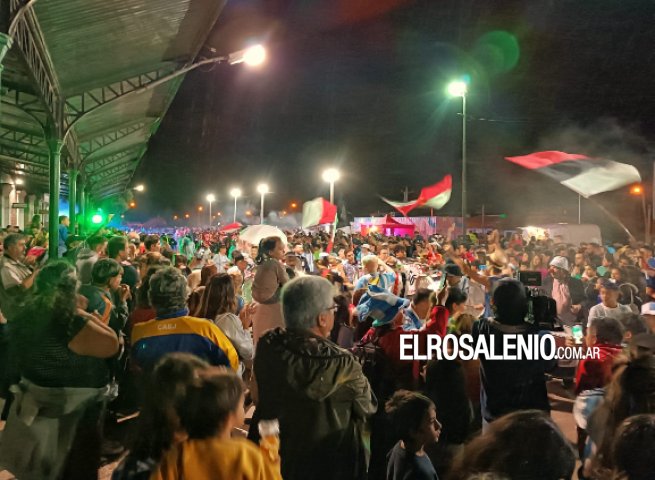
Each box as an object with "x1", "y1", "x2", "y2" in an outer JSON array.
[
  {"x1": 630, "y1": 184, "x2": 650, "y2": 243},
  {"x1": 133, "y1": 184, "x2": 145, "y2": 192},
  {"x1": 206, "y1": 193, "x2": 216, "y2": 226},
  {"x1": 230, "y1": 187, "x2": 242, "y2": 223},
  {"x1": 447, "y1": 80, "x2": 468, "y2": 234},
  {"x1": 322, "y1": 168, "x2": 341, "y2": 204},
  {"x1": 228, "y1": 44, "x2": 267, "y2": 67},
  {"x1": 257, "y1": 183, "x2": 269, "y2": 224}
]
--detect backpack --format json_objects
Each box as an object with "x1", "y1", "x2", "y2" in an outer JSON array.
[{"x1": 352, "y1": 333, "x2": 398, "y2": 403}]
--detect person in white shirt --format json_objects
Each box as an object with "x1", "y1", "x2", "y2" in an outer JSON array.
[
  {"x1": 212, "y1": 243, "x2": 230, "y2": 272},
  {"x1": 587, "y1": 279, "x2": 632, "y2": 328}
]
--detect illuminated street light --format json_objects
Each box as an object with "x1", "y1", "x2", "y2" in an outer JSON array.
[
  {"x1": 322, "y1": 168, "x2": 341, "y2": 204},
  {"x1": 447, "y1": 79, "x2": 468, "y2": 234},
  {"x1": 184, "y1": 213, "x2": 190, "y2": 219},
  {"x1": 133, "y1": 184, "x2": 145, "y2": 192},
  {"x1": 447, "y1": 81, "x2": 467, "y2": 97},
  {"x1": 173, "y1": 215, "x2": 179, "y2": 220},
  {"x1": 257, "y1": 183, "x2": 269, "y2": 224},
  {"x1": 230, "y1": 187, "x2": 242, "y2": 222},
  {"x1": 129, "y1": 201, "x2": 136, "y2": 208},
  {"x1": 206, "y1": 193, "x2": 216, "y2": 225},
  {"x1": 630, "y1": 184, "x2": 650, "y2": 243},
  {"x1": 290, "y1": 202, "x2": 298, "y2": 209},
  {"x1": 229, "y1": 44, "x2": 267, "y2": 67}
]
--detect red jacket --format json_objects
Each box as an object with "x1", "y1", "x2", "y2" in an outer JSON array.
[
  {"x1": 575, "y1": 343, "x2": 623, "y2": 394},
  {"x1": 427, "y1": 306, "x2": 449, "y2": 338}
]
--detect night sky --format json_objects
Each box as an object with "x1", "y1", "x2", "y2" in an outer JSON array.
[{"x1": 132, "y1": 0, "x2": 655, "y2": 235}]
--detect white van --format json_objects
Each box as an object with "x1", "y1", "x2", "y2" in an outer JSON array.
[{"x1": 520, "y1": 224, "x2": 602, "y2": 245}]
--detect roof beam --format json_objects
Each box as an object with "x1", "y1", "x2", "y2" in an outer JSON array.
[
  {"x1": 63, "y1": 64, "x2": 178, "y2": 130},
  {"x1": 10, "y1": 0, "x2": 63, "y2": 131},
  {"x1": 78, "y1": 120, "x2": 150, "y2": 156}
]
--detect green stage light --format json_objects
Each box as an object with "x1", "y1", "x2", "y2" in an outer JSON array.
[{"x1": 91, "y1": 214, "x2": 103, "y2": 224}]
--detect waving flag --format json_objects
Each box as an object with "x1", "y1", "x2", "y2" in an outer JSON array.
[
  {"x1": 302, "y1": 197, "x2": 337, "y2": 228},
  {"x1": 506, "y1": 151, "x2": 641, "y2": 198},
  {"x1": 382, "y1": 175, "x2": 452, "y2": 216}
]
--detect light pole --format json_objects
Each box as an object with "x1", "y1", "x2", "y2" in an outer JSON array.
[
  {"x1": 230, "y1": 187, "x2": 242, "y2": 223},
  {"x1": 322, "y1": 168, "x2": 341, "y2": 204},
  {"x1": 206, "y1": 193, "x2": 215, "y2": 226},
  {"x1": 257, "y1": 183, "x2": 269, "y2": 224},
  {"x1": 448, "y1": 80, "x2": 468, "y2": 235},
  {"x1": 630, "y1": 184, "x2": 650, "y2": 243}
]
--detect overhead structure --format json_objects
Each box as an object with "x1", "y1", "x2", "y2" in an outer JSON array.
[{"x1": 0, "y1": 0, "x2": 227, "y2": 257}]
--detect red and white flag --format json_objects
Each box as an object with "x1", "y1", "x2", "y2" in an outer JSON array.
[
  {"x1": 302, "y1": 197, "x2": 337, "y2": 228},
  {"x1": 506, "y1": 150, "x2": 641, "y2": 198},
  {"x1": 382, "y1": 175, "x2": 452, "y2": 216}
]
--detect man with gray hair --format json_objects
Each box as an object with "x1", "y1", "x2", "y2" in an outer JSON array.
[
  {"x1": 130, "y1": 266, "x2": 238, "y2": 372},
  {"x1": 253, "y1": 275, "x2": 377, "y2": 480}
]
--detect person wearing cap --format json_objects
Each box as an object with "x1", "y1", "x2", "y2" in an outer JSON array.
[
  {"x1": 252, "y1": 276, "x2": 376, "y2": 480},
  {"x1": 641, "y1": 302, "x2": 655, "y2": 333},
  {"x1": 542, "y1": 255, "x2": 586, "y2": 327},
  {"x1": 587, "y1": 279, "x2": 632, "y2": 329},
  {"x1": 356, "y1": 285, "x2": 444, "y2": 478}
]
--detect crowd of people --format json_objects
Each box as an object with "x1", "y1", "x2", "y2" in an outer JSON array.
[{"x1": 0, "y1": 213, "x2": 654, "y2": 479}]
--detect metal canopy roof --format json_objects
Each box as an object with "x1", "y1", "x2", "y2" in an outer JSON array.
[{"x1": 2, "y1": 0, "x2": 226, "y2": 201}]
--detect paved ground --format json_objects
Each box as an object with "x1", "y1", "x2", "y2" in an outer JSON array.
[{"x1": 2, "y1": 380, "x2": 580, "y2": 480}]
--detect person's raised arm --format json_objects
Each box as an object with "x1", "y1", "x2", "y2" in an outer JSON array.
[{"x1": 443, "y1": 244, "x2": 490, "y2": 289}]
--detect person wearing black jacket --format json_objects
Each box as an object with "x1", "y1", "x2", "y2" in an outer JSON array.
[{"x1": 473, "y1": 279, "x2": 557, "y2": 430}]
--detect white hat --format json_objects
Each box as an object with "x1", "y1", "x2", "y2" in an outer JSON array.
[
  {"x1": 549, "y1": 256, "x2": 570, "y2": 271},
  {"x1": 361, "y1": 244, "x2": 372, "y2": 250},
  {"x1": 641, "y1": 302, "x2": 655, "y2": 315}
]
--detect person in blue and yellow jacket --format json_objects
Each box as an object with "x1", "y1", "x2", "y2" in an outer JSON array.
[{"x1": 131, "y1": 267, "x2": 238, "y2": 373}]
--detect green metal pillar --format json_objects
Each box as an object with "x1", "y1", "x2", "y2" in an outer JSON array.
[
  {"x1": 78, "y1": 181, "x2": 85, "y2": 235},
  {"x1": 68, "y1": 167, "x2": 78, "y2": 234},
  {"x1": 47, "y1": 139, "x2": 63, "y2": 259}
]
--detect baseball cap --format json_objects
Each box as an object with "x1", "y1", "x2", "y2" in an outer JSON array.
[
  {"x1": 600, "y1": 278, "x2": 619, "y2": 290},
  {"x1": 444, "y1": 263, "x2": 463, "y2": 277},
  {"x1": 641, "y1": 302, "x2": 655, "y2": 315}
]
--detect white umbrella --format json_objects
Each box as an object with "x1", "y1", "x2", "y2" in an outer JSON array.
[{"x1": 239, "y1": 224, "x2": 287, "y2": 246}]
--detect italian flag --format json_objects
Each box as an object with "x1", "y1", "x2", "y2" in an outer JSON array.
[
  {"x1": 506, "y1": 151, "x2": 641, "y2": 198},
  {"x1": 382, "y1": 174, "x2": 452, "y2": 216},
  {"x1": 302, "y1": 197, "x2": 338, "y2": 228}
]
